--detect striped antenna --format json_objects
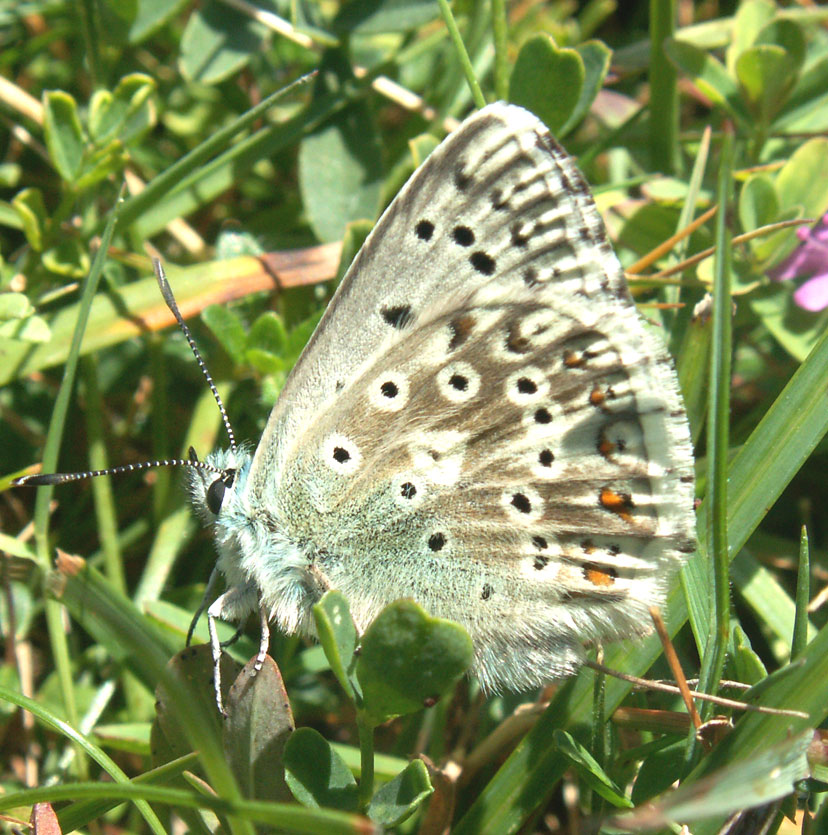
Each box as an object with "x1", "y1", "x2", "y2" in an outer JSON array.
[
  {"x1": 15, "y1": 260, "x2": 238, "y2": 488},
  {"x1": 153, "y1": 258, "x2": 237, "y2": 453},
  {"x1": 13, "y1": 456, "x2": 226, "y2": 488}
]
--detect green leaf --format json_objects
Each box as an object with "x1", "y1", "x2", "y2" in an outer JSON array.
[
  {"x1": 12, "y1": 187, "x2": 47, "y2": 251},
  {"x1": 43, "y1": 90, "x2": 85, "y2": 182},
  {"x1": 334, "y1": 0, "x2": 441, "y2": 34},
  {"x1": 286, "y1": 309, "x2": 325, "y2": 357},
  {"x1": 0, "y1": 162, "x2": 21, "y2": 188},
  {"x1": 367, "y1": 759, "x2": 433, "y2": 826},
  {"x1": 730, "y1": 549, "x2": 816, "y2": 651},
  {"x1": 247, "y1": 311, "x2": 289, "y2": 358},
  {"x1": 738, "y1": 173, "x2": 778, "y2": 237},
  {"x1": 755, "y1": 18, "x2": 806, "y2": 72},
  {"x1": 775, "y1": 52, "x2": 828, "y2": 132},
  {"x1": 313, "y1": 591, "x2": 359, "y2": 702},
  {"x1": 725, "y1": 0, "x2": 776, "y2": 74},
  {"x1": 337, "y1": 220, "x2": 373, "y2": 285},
  {"x1": 735, "y1": 45, "x2": 798, "y2": 123},
  {"x1": 201, "y1": 304, "x2": 247, "y2": 366},
  {"x1": 245, "y1": 349, "x2": 287, "y2": 377},
  {"x1": 623, "y1": 732, "x2": 811, "y2": 830},
  {"x1": 88, "y1": 73, "x2": 156, "y2": 145},
  {"x1": 409, "y1": 133, "x2": 440, "y2": 168},
  {"x1": 509, "y1": 34, "x2": 584, "y2": 136},
  {"x1": 299, "y1": 98, "x2": 383, "y2": 243},
  {"x1": 0, "y1": 315, "x2": 50, "y2": 343},
  {"x1": 245, "y1": 311, "x2": 291, "y2": 377},
  {"x1": 180, "y1": 0, "x2": 268, "y2": 84},
  {"x1": 42, "y1": 239, "x2": 90, "y2": 278},
  {"x1": 754, "y1": 138, "x2": 828, "y2": 265},
  {"x1": 128, "y1": 0, "x2": 190, "y2": 43},
  {"x1": 553, "y1": 730, "x2": 633, "y2": 808},
  {"x1": 730, "y1": 623, "x2": 768, "y2": 685},
  {"x1": 356, "y1": 600, "x2": 473, "y2": 725},
  {"x1": 283, "y1": 727, "x2": 359, "y2": 811},
  {"x1": 215, "y1": 227, "x2": 264, "y2": 259},
  {"x1": 773, "y1": 138, "x2": 828, "y2": 223},
  {"x1": 73, "y1": 143, "x2": 129, "y2": 192},
  {"x1": 632, "y1": 740, "x2": 686, "y2": 805},
  {"x1": 559, "y1": 40, "x2": 612, "y2": 137},
  {"x1": 748, "y1": 286, "x2": 821, "y2": 364},
  {"x1": 223, "y1": 655, "x2": 294, "y2": 801},
  {"x1": 0, "y1": 292, "x2": 34, "y2": 320},
  {"x1": 664, "y1": 38, "x2": 751, "y2": 124}
]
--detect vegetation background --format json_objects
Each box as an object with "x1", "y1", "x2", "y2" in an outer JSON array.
[{"x1": 1, "y1": 0, "x2": 828, "y2": 832}]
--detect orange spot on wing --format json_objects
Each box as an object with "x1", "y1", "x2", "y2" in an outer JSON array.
[
  {"x1": 589, "y1": 387, "x2": 606, "y2": 407},
  {"x1": 584, "y1": 565, "x2": 616, "y2": 586},
  {"x1": 599, "y1": 487, "x2": 634, "y2": 522},
  {"x1": 563, "y1": 350, "x2": 585, "y2": 368}
]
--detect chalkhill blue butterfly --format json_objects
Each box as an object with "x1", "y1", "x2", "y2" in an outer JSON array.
[{"x1": 18, "y1": 102, "x2": 696, "y2": 708}]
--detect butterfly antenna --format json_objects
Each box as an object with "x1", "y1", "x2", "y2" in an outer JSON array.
[
  {"x1": 13, "y1": 456, "x2": 228, "y2": 488},
  {"x1": 152, "y1": 258, "x2": 238, "y2": 454}
]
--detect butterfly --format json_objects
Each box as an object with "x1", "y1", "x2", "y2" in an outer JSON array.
[
  {"x1": 186, "y1": 101, "x2": 696, "y2": 698},
  {"x1": 19, "y1": 102, "x2": 696, "y2": 705}
]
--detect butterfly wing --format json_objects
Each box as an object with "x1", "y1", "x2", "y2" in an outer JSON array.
[
  {"x1": 244, "y1": 103, "x2": 695, "y2": 692},
  {"x1": 248, "y1": 103, "x2": 623, "y2": 487}
]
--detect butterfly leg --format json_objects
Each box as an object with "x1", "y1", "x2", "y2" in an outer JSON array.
[
  {"x1": 219, "y1": 621, "x2": 246, "y2": 648},
  {"x1": 206, "y1": 582, "x2": 259, "y2": 716},
  {"x1": 254, "y1": 602, "x2": 270, "y2": 675},
  {"x1": 186, "y1": 566, "x2": 222, "y2": 647}
]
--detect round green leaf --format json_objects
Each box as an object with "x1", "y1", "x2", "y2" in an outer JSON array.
[
  {"x1": 356, "y1": 600, "x2": 473, "y2": 725},
  {"x1": 201, "y1": 304, "x2": 247, "y2": 365},
  {"x1": 755, "y1": 18, "x2": 805, "y2": 73},
  {"x1": 559, "y1": 40, "x2": 612, "y2": 137},
  {"x1": 738, "y1": 174, "x2": 778, "y2": 237},
  {"x1": 298, "y1": 102, "x2": 383, "y2": 243},
  {"x1": 247, "y1": 311, "x2": 289, "y2": 357},
  {"x1": 43, "y1": 90, "x2": 85, "y2": 182},
  {"x1": 726, "y1": 0, "x2": 776, "y2": 74},
  {"x1": 0, "y1": 292, "x2": 33, "y2": 321},
  {"x1": 664, "y1": 38, "x2": 751, "y2": 125},
  {"x1": 735, "y1": 45, "x2": 798, "y2": 123},
  {"x1": 283, "y1": 727, "x2": 359, "y2": 811},
  {"x1": 313, "y1": 590, "x2": 359, "y2": 701},
  {"x1": 180, "y1": 0, "x2": 268, "y2": 84},
  {"x1": 367, "y1": 759, "x2": 433, "y2": 826},
  {"x1": 509, "y1": 34, "x2": 584, "y2": 136},
  {"x1": 89, "y1": 74, "x2": 156, "y2": 145}
]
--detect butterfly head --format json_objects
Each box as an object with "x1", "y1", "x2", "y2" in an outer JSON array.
[{"x1": 186, "y1": 445, "x2": 252, "y2": 524}]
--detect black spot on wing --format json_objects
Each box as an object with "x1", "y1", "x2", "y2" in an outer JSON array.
[
  {"x1": 415, "y1": 219, "x2": 434, "y2": 240},
  {"x1": 381, "y1": 305, "x2": 415, "y2": 329},
  {"x1": 470, "y1": 252, "x2": 496, "y2": 275}
]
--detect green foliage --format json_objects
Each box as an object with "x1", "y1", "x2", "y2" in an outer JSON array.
[
  {"x1": 2, "y1": 0, "x2": 828, "y2": 833},
  {"x1": 665, "y1": 2, "x2": 828, "y2": 156}
]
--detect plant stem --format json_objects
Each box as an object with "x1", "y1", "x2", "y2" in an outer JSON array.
[
  {"x1": 437, "y1": 0, "x2": 486, "y2": 109},
  {"x1": 357, "y1": 716, "x2": 375, "y2": 811}
]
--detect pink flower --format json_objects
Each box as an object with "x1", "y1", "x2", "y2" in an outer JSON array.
[{"x1": 768, "y1": 213, "x2": 828, "y2": 312}]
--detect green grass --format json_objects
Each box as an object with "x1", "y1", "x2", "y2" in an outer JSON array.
[{"x1": 2, "y1": 1, "x2": 828, "y2": 833}]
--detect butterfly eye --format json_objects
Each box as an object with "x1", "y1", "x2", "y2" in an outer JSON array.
[
  {"x1": 206, "y1": 470, "x2": 235, "y2": 515},
  {"x1": 206, "y1": 479, "x2": 226, "y2": 514}
]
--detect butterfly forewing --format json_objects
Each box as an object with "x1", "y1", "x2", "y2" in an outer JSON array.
[{"x1": 242, "y1": 103, "x2": 695, "y2": 692}]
